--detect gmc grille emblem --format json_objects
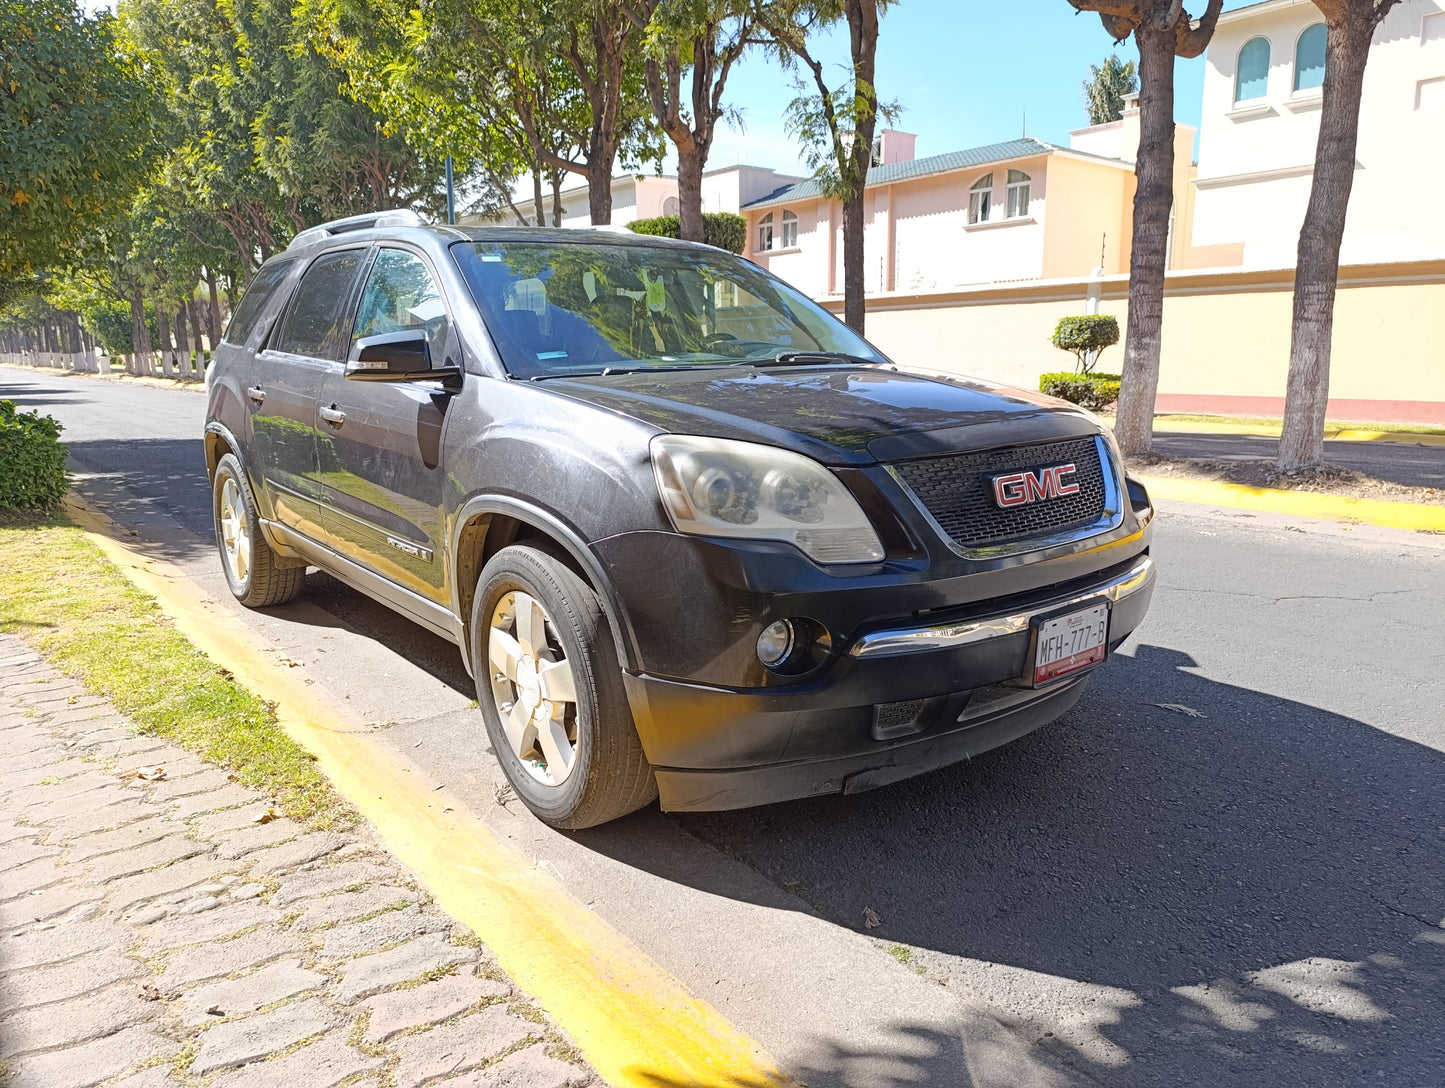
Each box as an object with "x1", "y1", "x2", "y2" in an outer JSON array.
[{"x1": 991, "y1": 463, "x2": 1080, "y2": 508}]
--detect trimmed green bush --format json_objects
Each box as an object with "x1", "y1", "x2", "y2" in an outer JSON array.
[
  {"x1": 1039, "y1": 372, "x2": 1122, "y2": 411},
  {"x1": 0, "y1": 400, "x2": 68, "y2": 509},
  {"x1": 628, "y1": 212, "x2": 748, "y2": 254},
  {"x1": 1050, "y1": 314, "x2": 1119, "y2": 374}
]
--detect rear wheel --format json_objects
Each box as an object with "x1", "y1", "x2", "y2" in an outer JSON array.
[
  {"x1": 212, "y1": 453, "x2": 305, "y2": 608},
  {"x1": 472, "y1": 544, "x2": 655, "y2": 829}
]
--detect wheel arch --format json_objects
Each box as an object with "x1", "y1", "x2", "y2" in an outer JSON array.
[
  {"x1": 204, "y1": 421, "x2": 241, "y2": 481},
  {"x1": 451, "y1": 496, "x2": 640, "y2": 676}
]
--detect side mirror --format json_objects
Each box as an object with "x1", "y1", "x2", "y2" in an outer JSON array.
[{"x1": 346, "y1": 330, "x2": 460, "y2": 386}]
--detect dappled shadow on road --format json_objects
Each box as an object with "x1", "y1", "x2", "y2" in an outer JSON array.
[
  {"x1": 583, "y1": 644, "x2": 1445, "y2": 1087},
  {"x1": 65, "y1": 438, "x2": 216, "y2": 560},
  {"x1": 0, "y1": 376, "x2": 102, "y2": 413}
]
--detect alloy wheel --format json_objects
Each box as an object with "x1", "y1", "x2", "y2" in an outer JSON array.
[
  {"x1": 487, "y1": 590, "x2": 580, "y2": 786},
  {"x1": 219, "y1": 477, "x2": 251, "y2": 587}
]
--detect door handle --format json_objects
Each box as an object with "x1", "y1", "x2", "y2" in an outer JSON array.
[
  {"x1": 318, "y1": 405, "x2": 346, "y2": 426},
  {"x1": 246, "y1": 385, "x2": 266, "y2": 404}
]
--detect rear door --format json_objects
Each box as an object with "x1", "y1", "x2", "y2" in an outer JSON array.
[
  {"x1": 314, "y1": 245, "x2": 458, "y2": 603},
  {"x1": 250, "y1": 246, "x2": 369, "y2": 538}
]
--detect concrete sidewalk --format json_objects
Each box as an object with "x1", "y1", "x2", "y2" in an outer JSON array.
[{"x1": 0, "y1": 634, "x2": 597, "y2": 1088}]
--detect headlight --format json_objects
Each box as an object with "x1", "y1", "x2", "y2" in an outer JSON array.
[{"x1": 650, "y1": 435, "x2": 885, "y2": 564}]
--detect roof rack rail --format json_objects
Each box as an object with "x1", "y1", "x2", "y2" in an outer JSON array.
[{"x1": 287, "y1": 209, "x2": 429, "y2": 251}]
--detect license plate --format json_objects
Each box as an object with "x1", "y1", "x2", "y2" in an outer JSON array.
[{"x1": 1034, "y1": 602, "x2": 1109, "y2": 685}]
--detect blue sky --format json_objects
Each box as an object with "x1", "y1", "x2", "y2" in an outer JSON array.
[{"x1": 704, "y1": 0, "x2": 1261, "y2": 175}]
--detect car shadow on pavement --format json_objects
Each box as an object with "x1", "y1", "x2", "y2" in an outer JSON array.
[{"x1": 591, "y1": 643, "x2": 1445, "y2": 1087}]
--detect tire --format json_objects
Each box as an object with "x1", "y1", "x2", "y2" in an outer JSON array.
[
  {"x1": 212, "y1": 453, "x2": 305, "y2": 608},
  {"x1": 471, "y1": 544, "x2": 656, "y2": 829}
]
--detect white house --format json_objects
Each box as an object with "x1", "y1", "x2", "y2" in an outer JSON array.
[{"x1": 1191, "y1": 0, "x2": 1445, "y2": 268}]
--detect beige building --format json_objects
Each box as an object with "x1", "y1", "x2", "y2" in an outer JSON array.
[
  {"x1": 740, "y1": 124, "x2": 1199, "y2": 295},
  {"x1": 1192, "y1": 0, "x2": 1445, "y2": 268}
]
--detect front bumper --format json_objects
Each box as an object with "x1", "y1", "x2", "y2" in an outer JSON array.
[{"x1": 624, "y1": 552, "x2": 1156, "y2": 812}]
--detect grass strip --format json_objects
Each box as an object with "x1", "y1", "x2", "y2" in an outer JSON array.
[{"x1": 0, "y1": 507, "x2": 353, "y2": 829}]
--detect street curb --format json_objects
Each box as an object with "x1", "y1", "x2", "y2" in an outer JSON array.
[
  {"x1": 0, "y1": 362, "x2": 207, "y2": 394},
  {"x1": 1149, "y1": 419, "x2": 1445, "y2": 447},
  {"x1": 1137, "y1": 475, "x2": 1445, "y2": 533},
  {"x1": 61, "y1": 497, "x2": 791, "y2": 1088}
]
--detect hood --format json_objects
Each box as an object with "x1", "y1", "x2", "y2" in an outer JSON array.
[{"x1": 542, "y1": 365, "x2": 1104, "y2": 465}]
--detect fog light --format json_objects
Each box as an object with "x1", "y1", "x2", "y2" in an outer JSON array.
[{"x1": 756, "y1": 620, "x2": 796, "y2": 667}]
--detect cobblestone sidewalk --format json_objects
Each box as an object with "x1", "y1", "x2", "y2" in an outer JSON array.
[{"x1": 0, "y1": 634, "x2": 599, "y2": 1088}]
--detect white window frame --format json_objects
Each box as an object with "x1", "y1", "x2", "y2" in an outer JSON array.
[
  {"x1": 968, "y1": 173, "x2": 994, "y2": 225},
  {"x1": 780, "y1": 209, "x2": 798, "y2": 249},
  {"x1": 1236, "y1": 36, "x2": 1271, "y2": 103},
  {"x1": 1005, "y1": 170, "x2": 1031, "y2": 219},
  {"x1": 757, "y1": 212, "x2": 774, "y2": 252},
  {"x1": 1293, "y1": 24, "x2": 1326, "y2": 94}
]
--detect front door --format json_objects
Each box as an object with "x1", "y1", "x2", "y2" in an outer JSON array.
[
  {"x1": 315, "y1": 246, "x2": 457, "y2": 604},
  {"x1": 252, "y1": 246, "x2": 368, "y2": 539}
]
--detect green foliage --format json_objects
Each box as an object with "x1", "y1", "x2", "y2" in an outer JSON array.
[
  {"x1": 1039, "y1": 372, "x2": 1123, "y2": 411},
  {"x1": 81, "y1": 297, "x2": 158, "y2": 357},
  {"x1": 628, "y1": 213, "x2": 748, "y2": 253},
  {"x1": 1083, "y1": 54, "x2": 1137, "y2": 126},
  {"x1": 0, "y1": 400, "x2": 68, "y2": 510},
  {"x1": 0, "y1": 0, "x2": 158, "y2": 275},
  {"x1": 1050, "y1": 314, "x2": 1120, "y2": 374}
]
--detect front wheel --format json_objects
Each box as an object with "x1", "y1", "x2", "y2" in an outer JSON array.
[
  {"x1": 212, "y1": 453, "x2": 305, "y2": 608},
  {"x1": 471, "y1": 545, "x2": 656, "y2": 829}
]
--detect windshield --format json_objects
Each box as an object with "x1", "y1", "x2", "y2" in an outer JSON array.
[{"x1": 451, "y1": 239, "x2": 888, "y2": 379}]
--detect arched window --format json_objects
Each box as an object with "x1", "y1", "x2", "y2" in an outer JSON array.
[
  {"x1": 1295, "y1": 24, "x2": 1326, "y2": 92},
  {"x1": 662, "y1": 196, "x2": 680, "y2": 216},
  {"x1": 1006, "y1": 170, "x2": 1031, "y2": 219},
  {"x1": 1236, "y1": 36, "x2": 1270, "y2": 102},
  {"x1": 781, "y1": 209, "x2": 798, "y2": 248},
  {"x1": 757, "y1": 212, "x2": 774, "y2": 252},
  {"x1": 969, "y1": 173, "x2": 994, "y2": 225}
]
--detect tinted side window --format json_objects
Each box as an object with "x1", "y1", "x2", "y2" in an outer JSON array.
[
  {"x1": 273, "y1": 249, "x2": 366, "y2": 359},
  {"x1": 222, "y1": 259, "x2": 296, "y2": 346},
  {"x1": 352, "y1": 248, "x2": 451, "y2": 359}
]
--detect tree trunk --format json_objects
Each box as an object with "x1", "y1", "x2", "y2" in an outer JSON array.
[
  {"x1": 157, "y1": 309, "x2": 175, "y2": 377},
  {"x1": 551, "y1": 172, "x2": 564, "y2": 226},
  {"x1": 130, "y1": 284, "x2": 153, "y2": 375},
  {"x1": 677, "y1": 146, "x2": 705, "y2": 243},
  {"x1": 1112, "y1": 19, "x2": 1177, "y2": 457},
  {"x1": 206, "y1": 274, "x2": 223, "y2": 349},
  {"x1": 842, "y1": 194, "x2": 867, "y2": 334},
  {"x1": 532, "y1": 168, "x2": 546, "y2": 225},
  {"x1": 1277, "y1": 16, "x2": 1373, "y2": 472},
  {"x1": 587, "y1": 158, "x2": 614, "y2": 225},
  {"x1": 174, "y1": 300, "x2": 192, "y2": 377}
]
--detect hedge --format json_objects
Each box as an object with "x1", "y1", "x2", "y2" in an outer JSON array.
[
  {"x1": 628, "y1": 212, "x2": 748, "y2": 255},
  {"x1": 1039, "y1": 372, "x2": 1122, "y2": 411},
  {"x1": 0, "y1": 400, "x2": 68, "y2": 510},
  {"x1": 1049, "y1": 314, "x2": 1119, "y2": 374}
]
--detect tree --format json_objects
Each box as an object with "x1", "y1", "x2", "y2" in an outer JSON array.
[
  {"x1": 760, "y1": 0, "x2": 897, "y2": 335},
  {"x1": 635, "y1": 0, "x2": 755, "y2": 242},
  {"x1": 1083, "y1": 53, "x2": 1138, "y2": 124},
  {"x1": 1277, "y1": 0, "x2": 1400, "y2": 472},
  {"x1": 1067, "y1": 0, "x2": 1223, "y2": 457},
  {"x1": 0, "y1": 0, "x2": 157, "y2": 279}
]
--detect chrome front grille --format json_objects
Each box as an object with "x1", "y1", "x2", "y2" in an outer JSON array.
[{"x1": 890, "y1": 436, "x2": 1112, "y2": 551}]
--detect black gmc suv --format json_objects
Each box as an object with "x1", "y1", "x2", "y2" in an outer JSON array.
[{"x1": 204, "y1": 211, "x2": 1156, "y2": 828}]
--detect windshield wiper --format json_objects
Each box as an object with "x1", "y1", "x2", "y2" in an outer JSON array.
[{"x1": 735, "y1": 351, "x2": 884, "y2": 368}]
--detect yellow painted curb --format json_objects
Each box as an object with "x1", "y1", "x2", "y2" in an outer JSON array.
[
  {"x1": 1137, "y1": 475, "x2": 1445, "y2": 533},
  {"x1": 65, "y1": 498, "x2": 791, "y2": 1088},
  {"x1": 1148, "y1": 419, "x2": 1445, "y2": 446}
]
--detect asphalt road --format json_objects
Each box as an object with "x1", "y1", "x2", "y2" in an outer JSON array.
[
  {"x1": 1151, "y1": 431, "x2": 1445, "y2": 489},
  {"x1": 5, "y1": 366, "x2": 1444, "y2": 1087}
]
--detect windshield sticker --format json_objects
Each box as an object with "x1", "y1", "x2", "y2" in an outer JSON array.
[
  {"x1": 643, "y1": 272, "x2": 666, "y2": 313},
  {"x1": 536, "y1": 351, "x2": 568, "y2": 360}
]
